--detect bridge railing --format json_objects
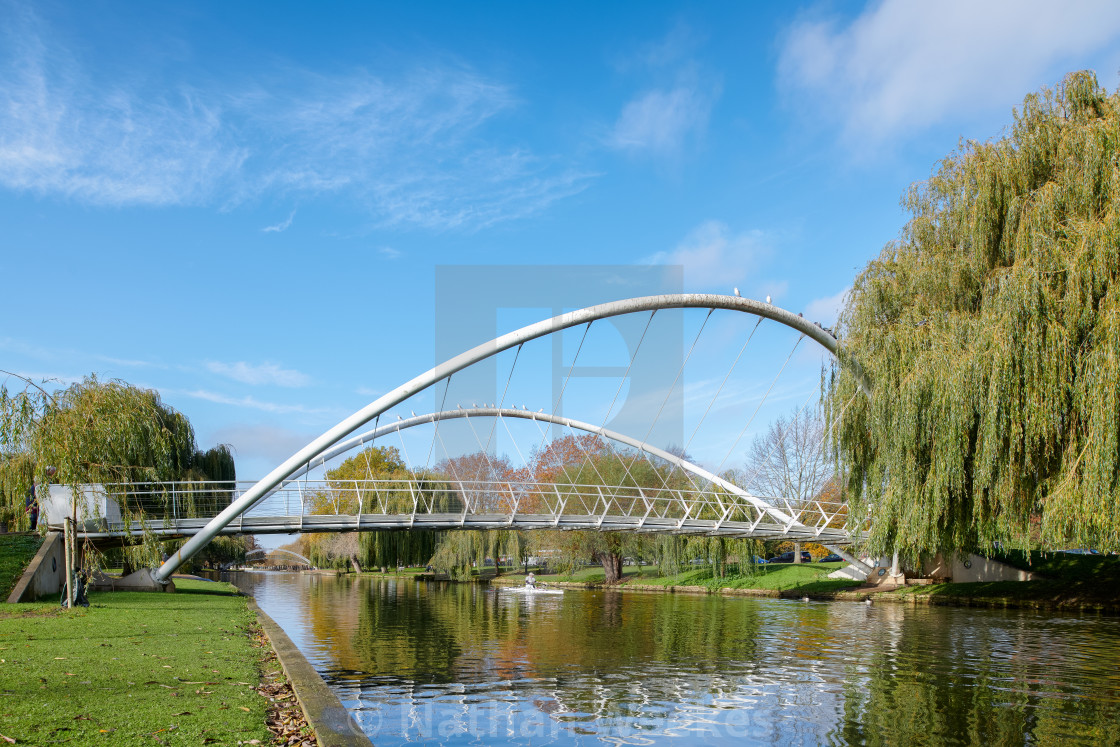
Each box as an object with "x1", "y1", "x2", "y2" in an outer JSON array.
[{"x1": 88, "y1": 478, "x2": 850, "y2": 537}]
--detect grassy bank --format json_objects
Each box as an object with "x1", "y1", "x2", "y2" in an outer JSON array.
[
  {"x1": 0, "y1": 579, "x2": 275, "y2": 745},
  {"x1": 0, "y1": 534, "x2": 42, "y2": 600},
  {"x1": 494, "y1": 561, "x2": 863, "y2": 595},
  {"x1": 496, "y1": 555, "x2": 1120, "y2": 612},
  {"x1": 886, "y1": 551, "x2": 1120, "y2": 612}
]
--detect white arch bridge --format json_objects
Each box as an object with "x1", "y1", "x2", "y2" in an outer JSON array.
[{"x1": 67, "y1": 294, "x2": 870, "y2": 580}]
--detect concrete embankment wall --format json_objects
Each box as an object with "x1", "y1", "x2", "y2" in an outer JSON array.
[
  {"x1": 247, "y1": 597, "x2": 372, "y2": 747},
  {"x1": 7, "y1": 532, "x2": 64, "y2": 603}
]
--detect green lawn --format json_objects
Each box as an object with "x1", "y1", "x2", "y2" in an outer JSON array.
[
  {"x1": 0, "y1": 534, "x2": 42, "y2": 600},
  {"x1": 0, "y1": 579, "x2": 273, "y2": 745},
  {"x1": 989, "y1": 548, "x2": 1120, "y2": 582},
  {"x1": 507, "y1": 561, "x2": 864, "y2": 594}
]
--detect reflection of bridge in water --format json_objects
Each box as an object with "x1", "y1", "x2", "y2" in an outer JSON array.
[
  {"x1": 243, "y1": 547, "x2": 314, "y2": 568},
  {"x1": 58, "y1": 294, "x2": 871, "y2": 578}
]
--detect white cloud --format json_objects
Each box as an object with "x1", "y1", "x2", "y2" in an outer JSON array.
[
  {"x1": 209, "y1": 423, "x2": 317, "y2": 465},
  {"x1": 205, "y1": 361, "x2": 311, "y2": 388},
  {"x1": 608, "y1": 26, "x2": 720, "y2": 157},
  {"x1": 378, "y1": 246, "x2": 402, "y2": 260},
  {"x1": 803, "y1": 286, "x2": 849, "y2": 327},
  {"x1": 778, "y1": 0, "x2": 1120, "y2": 142},
  {"x1": 642, "y1": 221, "x2": 769, "y2": 289},
  {"x1": 610, "y1": 85, "x2": 715, "y2": 154},
  {"x1": 0, "y1": 8, "x2": 592, "y2": 228},
  {"x1": 182, "y1": 389, "x2": 331, "y2": 415},
  {"x1": 262, "y1": 210, "x2": 296, "y2": 233}
]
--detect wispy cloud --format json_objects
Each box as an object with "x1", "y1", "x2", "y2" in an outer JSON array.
[
  {"x1": 182, "y1": 388, "x2": 332, "y2": 415},
  {"x1": 778, "y1": 0, "x2": 1120, "y2": 143},
  {"x1": 205, "y1": 361, "x2": 311, "y2": 388},
  {"x1": 0, "y1": 8, "x2": 593, "y2": 228},
  {"x1": 610, "y1": 84, "x2": 716, "y2": 155},
  {"x1": 0, "y1": 337, "x2": 159, "y2": 370},
  {"x1": 0, "y1": 7, "x2": 244, "y2": 206},
  {"x1": 0, "y1": 370, "x2": 84, "y2": 389},
  {"x1": 262, "y1": 209, "x2": 296, "y2": 233},
  {"x1": 209, "y1": 423, "x2": 317, "y2": 464},
  {"x1": 642, "y1": 220, "x2": 769, "y2": 289},
  {"x1": 378, "y1": 246, "x2": 402, "y2": 260},
  {"x1": 609, "y1": 26, "x2": 720, "y2": 157},
  {"x1": 803, "y1": 287, "x2": 849, "y2": 327}
]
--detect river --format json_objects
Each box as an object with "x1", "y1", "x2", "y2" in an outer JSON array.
[{"x1": 227, "y1": 571, "x2": 1120, "y2": 746}]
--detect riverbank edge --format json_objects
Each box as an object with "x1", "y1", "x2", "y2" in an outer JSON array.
[
  {"x1": 487, "y1": 576, "x2": 1120, "y2": 613},
  {"x1": 245, "y1": 596, "x2": 372, "y2": 747}
]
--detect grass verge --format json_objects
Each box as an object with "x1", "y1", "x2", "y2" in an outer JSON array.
[
  {"x1": 0, "y1": 579, "x2": 275, "y2": 745},
  {"x1": 0, "y1": 534, "x2": 43, "y2": 601}
]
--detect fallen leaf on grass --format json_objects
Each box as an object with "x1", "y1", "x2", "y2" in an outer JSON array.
[
  {"x1": 172, "y1": 712, "x2": 191, "y2": 716},
  {"x1": 0, "y1": 732, "x2": 14, "y2": 743},
  {"x1": 239, "y1": 706, "x2": 251, "y2": 712}
]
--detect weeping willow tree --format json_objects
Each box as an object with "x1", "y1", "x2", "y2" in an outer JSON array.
[
  {"x1": 427, "y1": 529, "x2": 527, "y2": 580},
  {"x1": 305, "y1": 445, "x2": 459, "y2": 571},
  {"x1": 827, "y1": 71, "x2": 1120, "y2": 559},
  {"x1": 0, "y1": 373, "x2": 234, "y2": 568}
]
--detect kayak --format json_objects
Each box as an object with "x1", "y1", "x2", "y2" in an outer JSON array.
[{"x1": 506, "y1": 586, "x2": 564, "y2": 595}]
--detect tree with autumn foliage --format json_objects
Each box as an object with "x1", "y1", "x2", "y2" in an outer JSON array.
[{"x1": 521, "y1": 434, "x2": 691, "y2": 583}]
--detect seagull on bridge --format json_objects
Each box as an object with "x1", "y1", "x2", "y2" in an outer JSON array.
[
  {"x1": 733, "y1": 287, "x2": 740, "y2": 297},
  {"x1": 766, "y1": 294, "x2": 771, "y2": 304},
  {"x1": 411, "y1": 410, "x2": 416, "y2": 417}
]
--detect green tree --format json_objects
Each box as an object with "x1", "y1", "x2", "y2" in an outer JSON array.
[{"x1": 827, "y1": 71, "x2": 1120, "y2": 559}]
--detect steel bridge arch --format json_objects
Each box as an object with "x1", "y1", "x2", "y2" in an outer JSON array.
[
  {"x1": 243, "y1": 548, "x2": 314, "y2": 567},
  {"x1": 156, "y1": 293, "x2": 849, "y2": 583}
]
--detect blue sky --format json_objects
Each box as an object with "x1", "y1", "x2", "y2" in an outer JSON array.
[{"x1": 4, "y1": 0, "x2": 1120, "y2": 484}]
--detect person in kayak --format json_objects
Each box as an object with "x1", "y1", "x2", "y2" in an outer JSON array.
[{"x1": 525, "y1": 571, "x2": 537, "y2": 588}]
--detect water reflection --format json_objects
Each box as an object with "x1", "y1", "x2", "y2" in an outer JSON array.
[{"x1": 230, "y1": 572, "x2": 1120, "y2": 746}]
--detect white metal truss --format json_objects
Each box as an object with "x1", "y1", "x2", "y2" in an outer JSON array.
[{"x1": 64, "y1": 478, "x2": 853, "y2": 543}]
